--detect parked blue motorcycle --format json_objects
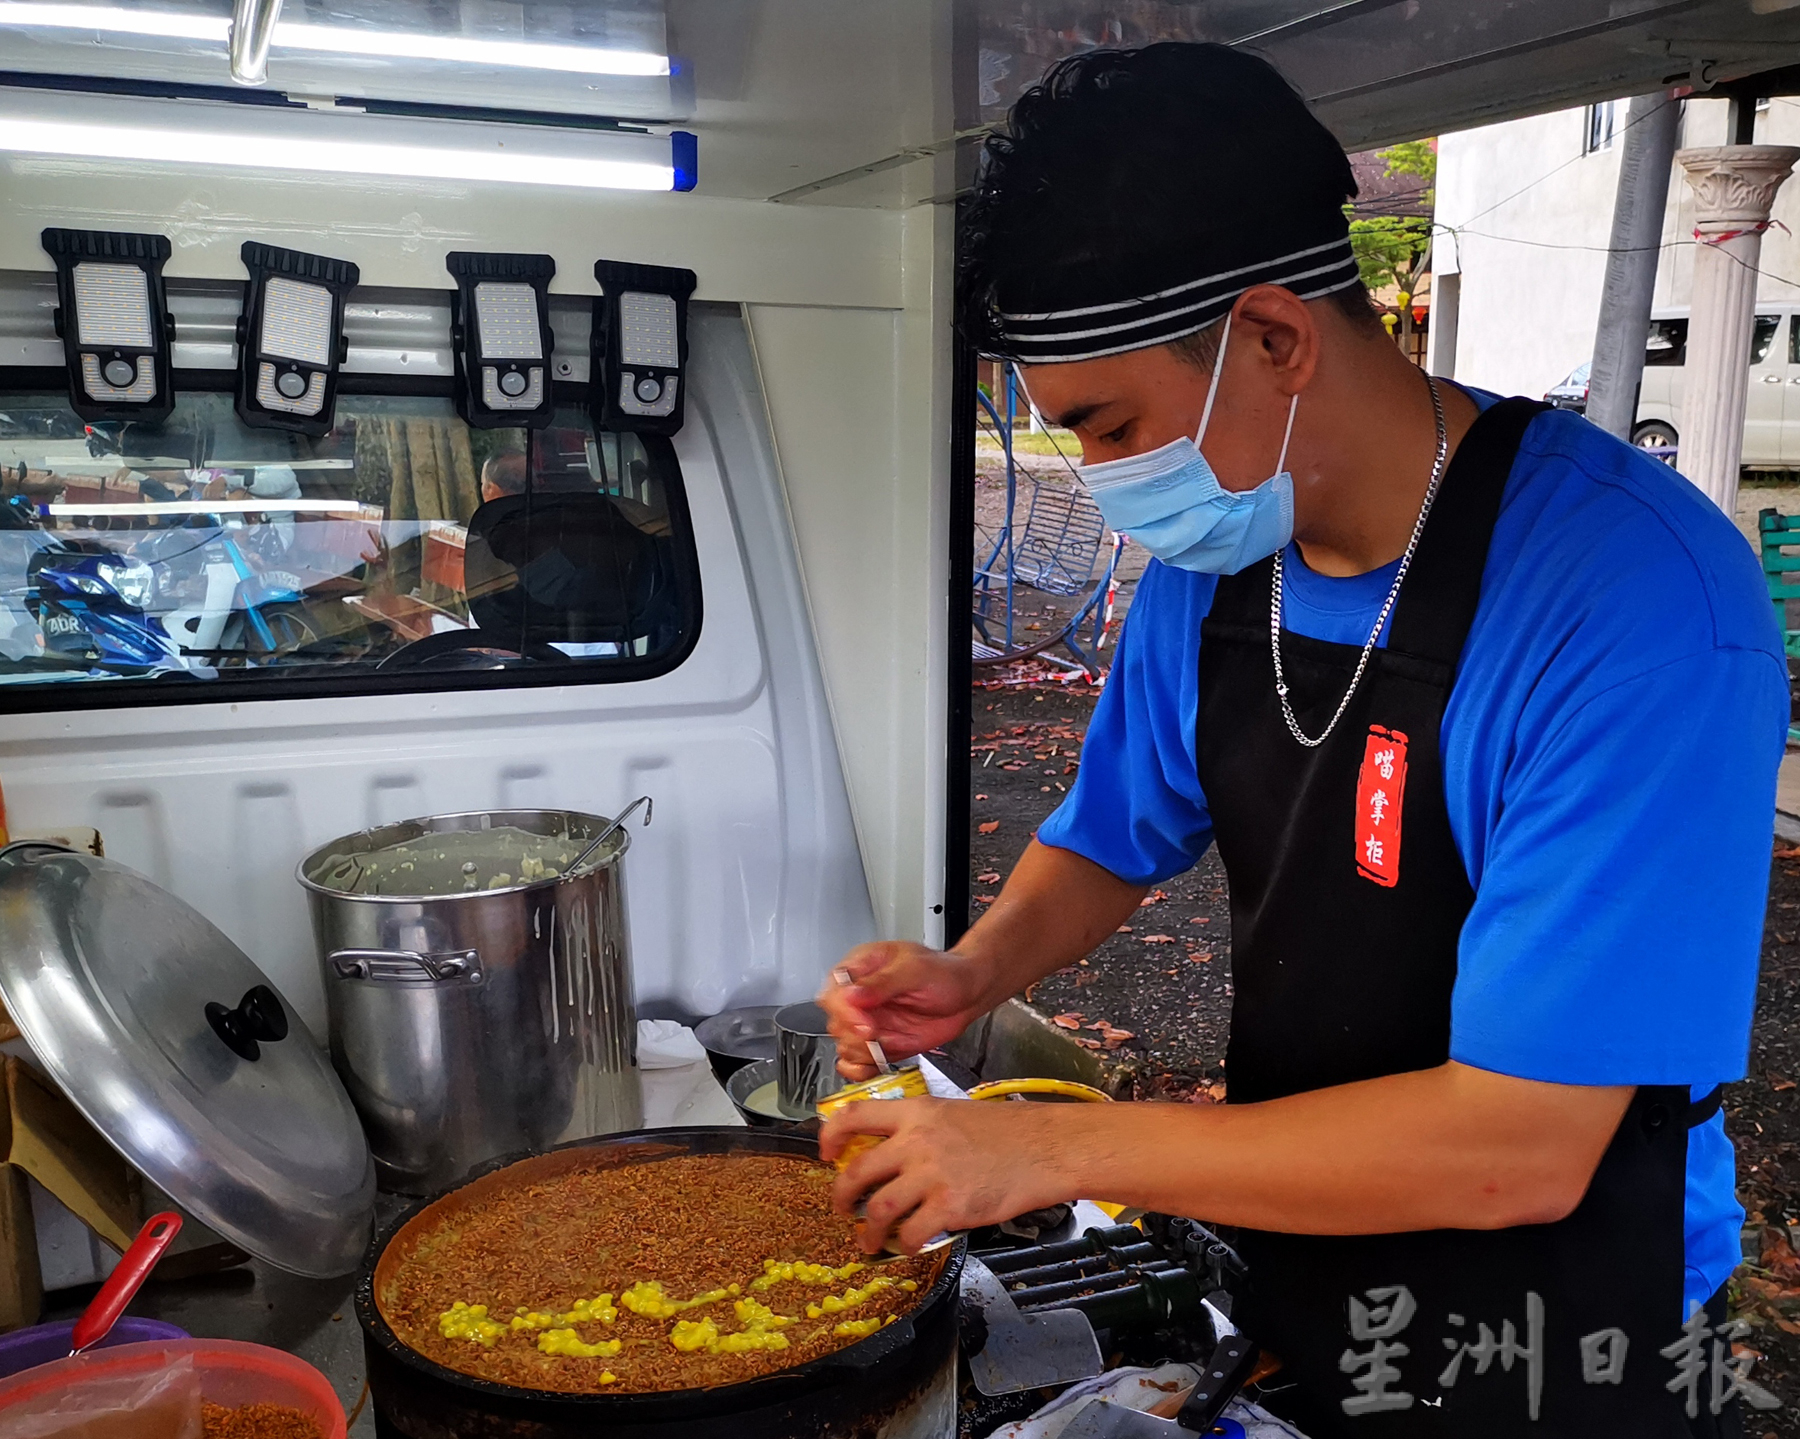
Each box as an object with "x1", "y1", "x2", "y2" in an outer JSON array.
[{"x1": 2, "y1": 497, "x2": 188, "y2": 674}]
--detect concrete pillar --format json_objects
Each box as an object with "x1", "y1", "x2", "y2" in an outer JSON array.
[
  {"x1": 1428, "y1": 271, "x2": 1459, "y2": 379},
  {"x1": 1675, "y1": 145, "x2": 1800, "y2": 517},
  {"x1": 1587, "y1": 91, "x2": 1680, "y2": 439}
]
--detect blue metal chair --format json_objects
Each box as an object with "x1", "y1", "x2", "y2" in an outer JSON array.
[{"x1": 973, "y1": 365, "x2": 1123, "y2": 679}]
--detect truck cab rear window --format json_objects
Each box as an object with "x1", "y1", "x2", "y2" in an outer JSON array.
[{"x1": 0, "y1": 389, "x2": 699, "y2": 705}]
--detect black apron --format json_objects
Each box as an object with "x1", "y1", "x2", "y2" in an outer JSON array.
[{"x1": 1196, "y1": 398, "x2": 1733, "y2": 1437}]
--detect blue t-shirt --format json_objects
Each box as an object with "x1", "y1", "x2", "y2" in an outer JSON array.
[{"x1": 1038, "y1": 399, "x2": 1788, "y2": 1311}]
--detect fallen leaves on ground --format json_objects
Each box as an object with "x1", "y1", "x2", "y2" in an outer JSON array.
[
  {"x1": 1736, "y1": 1227, "x2": 1800, "y2": 1336},
  {"x1": 1776, "y1": 1076, "x2": 1798, "y2": 1093},
  {"x1": 1139, "y1": 889, "x2": 1169, "y2": 908},
  {"x1": 1189, "y1": 952, "x2": 1215, "y2": 963},
  {"x1": 978, "y1": 821, "x2": 1000, "y2": 834},
  {"x1": 1051, "y1": 1012, "x2": 1084, "y2": 1029},
  {"x1": 1084, "y1": 1019, "x2": 1136, "y2": 1048},
  {"x1": 976, "y1": 870, "x2": 1002, "y2": 884},
  {"x1": 1141, "y1": 934, "x2": 1175, "y2": 945},
  {"x1": 1763, "y1": 1228, "x2": 1800, "y2": 1286}
]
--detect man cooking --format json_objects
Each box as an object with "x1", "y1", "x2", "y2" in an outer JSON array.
[{"x1": 816, "y1": 42, "x2": 1786, "y2": 1437}]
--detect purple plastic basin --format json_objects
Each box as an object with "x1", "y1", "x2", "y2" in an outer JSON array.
[{"x1": 0, "y1": 1318, "x2": 189, "y2": 1378}]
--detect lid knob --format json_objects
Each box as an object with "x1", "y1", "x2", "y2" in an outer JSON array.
[{"x1": 205, "y1": 984, "x2": 289, "y2": 1062}]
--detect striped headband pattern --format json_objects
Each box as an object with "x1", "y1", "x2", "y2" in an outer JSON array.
[{"x1": 996, "y1": 235, "x2": 1361, "y2": 364}]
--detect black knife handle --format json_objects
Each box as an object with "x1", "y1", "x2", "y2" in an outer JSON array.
[{"x1": 1176, "y1": 1333, "x2": 1259, "y2": 1433}]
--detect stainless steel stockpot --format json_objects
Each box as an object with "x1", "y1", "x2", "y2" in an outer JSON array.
[{"x1": 298, "y1": 807, "x2": 645, "y2": 1194}]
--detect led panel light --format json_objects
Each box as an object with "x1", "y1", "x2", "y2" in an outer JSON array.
[
  {"x1": 591, "y1": 259, "x2": 696, "y2": 438},
  {"x1": 236, "y1": 241, "x2": 359, "y2": 437},
  {"x1": 40, "y1": 227, "x2": 174, "y2": 423},
  {"x1": 446, "y1": 252, "x2": 556, "y2": 430},
  {"x1": 0, "y1": 89, "x2": 697, "y2": 193}
]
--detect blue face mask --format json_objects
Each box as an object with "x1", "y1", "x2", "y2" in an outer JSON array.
[{"x1": 1075, "y1": 313, "x2": 1297, "y2": 575}]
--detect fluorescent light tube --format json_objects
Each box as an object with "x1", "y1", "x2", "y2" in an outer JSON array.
[
  {"x1": 0, "y1": 2, "x2": 225, "y2": 40},
  {"x1": 0, "y1": 3, "x2": 669, "y2": 76},
  {"x1": 45, "y1": 499, "x2": 379, "y2": 517},
  {"x1": 0, "y1": 90, "x2": 694, "y2": 192},
  {"x1": 274, "y1": 22, "x2": 670, "y2": 77}
]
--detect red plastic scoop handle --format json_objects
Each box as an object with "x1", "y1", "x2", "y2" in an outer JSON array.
[{"x1": 69, "y1": 1211, "x2": 182, "y2": 1355}]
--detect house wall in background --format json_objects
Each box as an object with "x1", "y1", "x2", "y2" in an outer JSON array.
[{"x1": 1433, "y1": 97, "x2": 1800, "y2": 400}]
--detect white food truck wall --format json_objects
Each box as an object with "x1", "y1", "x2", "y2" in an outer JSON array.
[{"x1": 0, "y1": 106, "x2": 954, "y2": 1032}]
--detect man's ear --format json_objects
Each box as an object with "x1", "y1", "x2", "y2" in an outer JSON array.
[{"x1": 1232, "y1": 285, "x2": 1319, "y2": 396}]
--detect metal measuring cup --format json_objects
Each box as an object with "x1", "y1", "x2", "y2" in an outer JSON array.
[{"x1": 775, "y1": 1000, "x2": 843, "y2": 1118}]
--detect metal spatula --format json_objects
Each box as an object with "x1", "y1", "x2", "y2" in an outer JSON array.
[{"x1": 963, "y1": 1255, "x2": 1106, "y2": 1395}]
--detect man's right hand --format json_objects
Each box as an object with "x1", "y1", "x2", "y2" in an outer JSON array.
[{"x1": 816, "y1": 942, "x2": 992, "y2": 1082}]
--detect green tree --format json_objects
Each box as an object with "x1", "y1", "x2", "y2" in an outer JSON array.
[{"x1": 1348, "y1": 141, "x2": 1436, "y2": 352}]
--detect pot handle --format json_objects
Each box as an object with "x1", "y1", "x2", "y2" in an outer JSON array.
[{"x1": 329, "y1": 948, "x2": 484, "y2": 984}]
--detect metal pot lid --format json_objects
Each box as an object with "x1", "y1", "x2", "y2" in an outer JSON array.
[{"x1": 0, "y1": 841, "x2": 374, "y2": 1277}]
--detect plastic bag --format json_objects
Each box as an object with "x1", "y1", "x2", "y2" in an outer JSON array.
[{"x1": 3, "y1": 1352, "x2": 203, "y2": 1439}]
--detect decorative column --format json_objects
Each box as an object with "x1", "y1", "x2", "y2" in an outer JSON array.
[{"x1": 1675, "y1": 145, "x2": 1800, "y2": 518}]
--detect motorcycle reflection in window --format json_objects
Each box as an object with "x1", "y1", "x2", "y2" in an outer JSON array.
[
  {"x1": 1, "y1": 495, "x2": 180, "y2": 675},
  {"x1": 158, "y1": 477, "x2": 322, "y2": 669},
  {"x1": 3, "y1": 484, "x2": 323, "y2": 678}
]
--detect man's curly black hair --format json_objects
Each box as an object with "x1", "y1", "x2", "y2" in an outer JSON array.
[{"x1": 958, "y1": 43, "x2": 1372, "y2": 360}]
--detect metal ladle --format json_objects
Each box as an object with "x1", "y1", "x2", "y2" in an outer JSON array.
[{"x1": 566, "y1": 795, "x2": 653, "y2": 876}]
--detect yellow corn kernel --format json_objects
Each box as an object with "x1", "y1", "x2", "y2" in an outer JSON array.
[
  {"x1": 731, "y1": 1297, "x2": 797, "y2": 1332},
  {"x1": 438, "y1": 1301, "x2": 507, "y2": 1346},
  {"x1": 750, "y1": 1258, "x2": 866, "y2": 1290},
  {"x1": 562, "y1": 1294, "x2": 618, "y2": 1326},
  {"x1": 537, "y1": 1328, "x2": 622, "y2": 1359},
  {"x1": 670, "y1": 1318, "x2": 719, "y2": 1352},
  {"x1": 714, "y1": 1329, "x2": 790, "y2": 1352},
  {"x1": 623, "y1": 1280, "x2": 732, "y2": 1318},
  {"x1": 806, "y1": 1275, "x2": 897, "y2": 1320}
]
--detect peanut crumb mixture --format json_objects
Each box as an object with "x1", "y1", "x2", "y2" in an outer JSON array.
[
  {"x1": 380, "y1": 1153, "x2": 933, "y2": 1394},
  {"x1": 201, "y1": 1402, "x2": 323, "y2": 1439}
]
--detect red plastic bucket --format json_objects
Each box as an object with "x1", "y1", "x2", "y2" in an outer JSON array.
[{"x1": 0, "y1": 1337, "x2": 346, "y2": 1437}]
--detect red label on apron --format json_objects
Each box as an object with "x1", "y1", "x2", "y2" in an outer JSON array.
[{"x1": 1354, "y1": 725, "x2": 1408, "y2": 888}]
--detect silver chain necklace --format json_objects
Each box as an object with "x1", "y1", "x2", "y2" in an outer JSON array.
[{"x1": 1270, "y1": 373, "x2": 1448, "y2": 749}]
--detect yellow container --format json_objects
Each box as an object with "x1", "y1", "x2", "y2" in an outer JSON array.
[{"x1": 815, "y1": 1064, "x2": 930, "y2": 1168}]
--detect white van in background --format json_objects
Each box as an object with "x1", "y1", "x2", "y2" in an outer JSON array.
[{"x1": 1633, "y1": 307, "x2": 1800, "y2": 466}]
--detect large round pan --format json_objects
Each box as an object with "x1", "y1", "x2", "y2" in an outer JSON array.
[{"x1": 354, "y1": 1125, "x2": 964, "y2": 1438}]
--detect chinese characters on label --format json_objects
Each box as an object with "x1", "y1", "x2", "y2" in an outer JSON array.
[
  {"x1": 1354, "y1": 726, "x2": 1408, "y2": 888},
  {"x1": 1337, "y1": 1287, "x2": 1756, "y2": 1420}
]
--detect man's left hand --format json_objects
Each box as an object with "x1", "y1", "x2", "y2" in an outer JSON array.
[{"x1": 819, "y1": 1098, "x2": 1070, "y2": 1254}]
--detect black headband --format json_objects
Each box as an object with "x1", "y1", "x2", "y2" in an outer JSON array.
[{"x1": 995, "y1": 235, "x2": 1361, "y2": 364}]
